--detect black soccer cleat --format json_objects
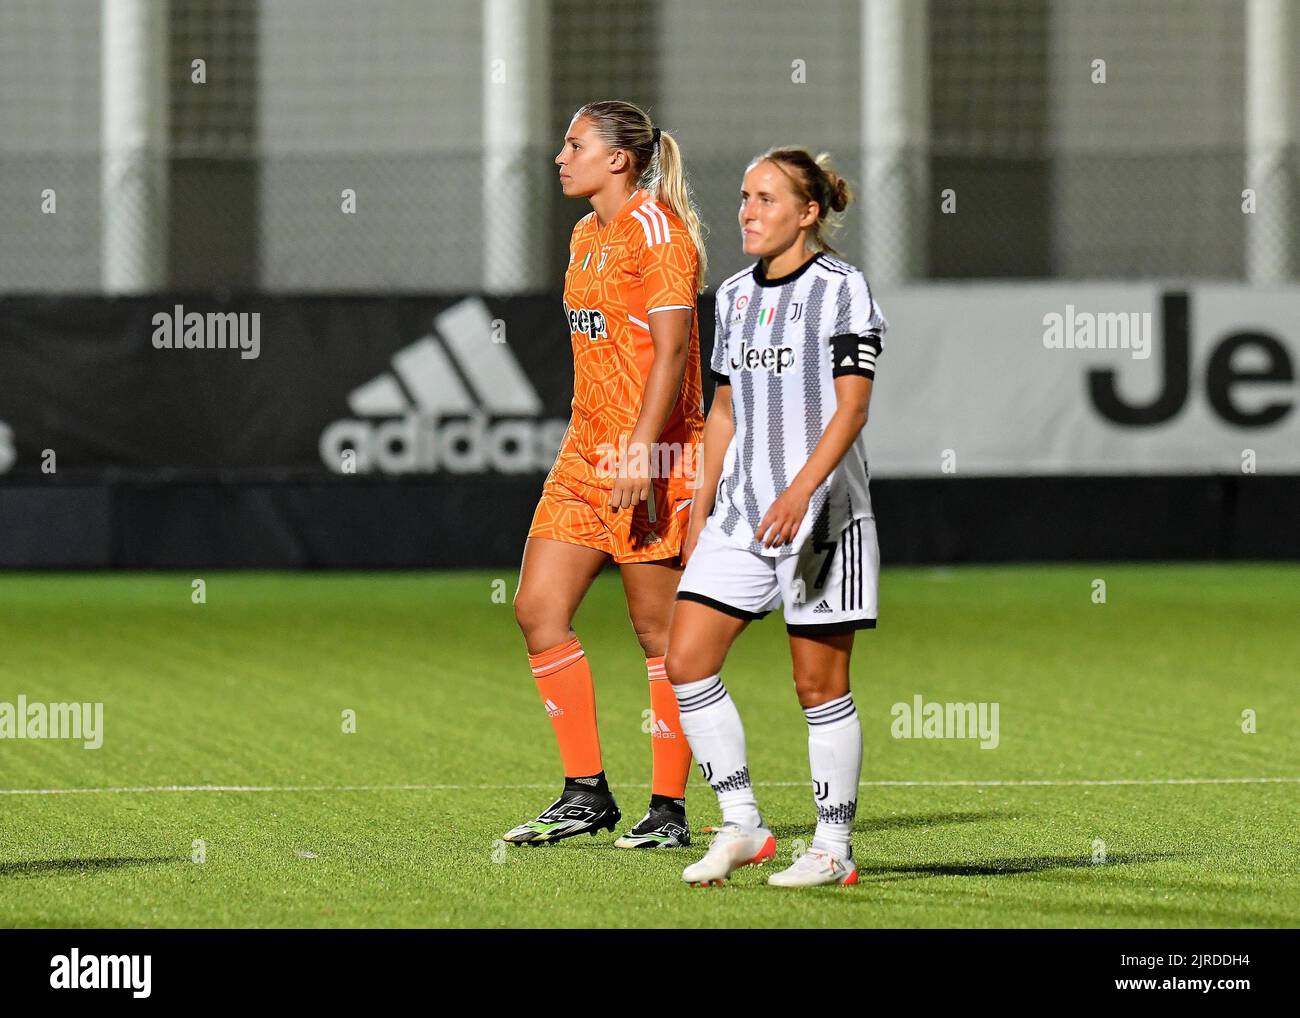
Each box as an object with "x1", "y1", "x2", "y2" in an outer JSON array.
[
  {"x1": 614, "y1": 801, "x2": 691, "y2": 849},
  {"x1": 501, "y1": 778, "x2": 622, "y2": 846}
]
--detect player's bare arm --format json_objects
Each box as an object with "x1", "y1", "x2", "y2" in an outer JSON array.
[{"x1": 754, "y1": 374, "x2": 872, "y2": 548}]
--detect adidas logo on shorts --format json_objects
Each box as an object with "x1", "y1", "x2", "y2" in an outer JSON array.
[
  {"x1": 813, "y1": 600, "x2": 833, "y2": 613},
  {"x1": 652, "y1": 719, "x2": 676, "y2": 739}
]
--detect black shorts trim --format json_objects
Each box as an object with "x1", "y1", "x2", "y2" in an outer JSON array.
[
  {"x1": 786, "y1": 617, "x2": 877, "y2": 636},
  {"x1": 675, "y1": 590, "x2": 771, "y2": 621}
]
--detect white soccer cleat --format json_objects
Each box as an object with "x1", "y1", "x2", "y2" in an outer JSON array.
[
  {"x1": 681, "y1": 822, "x2": 776, "y2": 886},
  {"x1": 767, "y1": 847, "x2": 858, "y2": 887}
]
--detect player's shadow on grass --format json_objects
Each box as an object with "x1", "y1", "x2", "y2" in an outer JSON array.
[
  {"x1": 768, "y1": 810, "x2": 1008, "y2": 840},
  {"x1": 0, "y1": 856, "x2": 184, "y2": 878},
  {"x1": 857, "y1": 851, "x2": 1185, "y2": 882}
]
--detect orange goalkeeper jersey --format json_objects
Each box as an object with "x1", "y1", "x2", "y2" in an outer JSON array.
[{"x1": 555, "y1": 188, "x2": 704, "y2": 502}]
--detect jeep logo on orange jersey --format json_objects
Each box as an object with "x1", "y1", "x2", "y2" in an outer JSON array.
[{"x1": 566, "y1": 305, "x2": 607, "y2": 342}]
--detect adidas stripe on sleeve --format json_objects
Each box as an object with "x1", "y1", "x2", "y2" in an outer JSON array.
[{"x1": 633, "y1": 199, "x2": 698, "y2": 315}]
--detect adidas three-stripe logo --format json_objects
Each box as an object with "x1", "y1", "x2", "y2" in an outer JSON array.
[
  {"x1": 676, "y1": 676, "x2": 727, "y2": 713},
  {"x1": 806, "y1": 693, "x2": 856, "y2": 727},
  {"x1": 841, "y1": 519, "x2": 866, "y2": 611},
  {"x1": 838, "y1": 340, "x2": 878, "y2": 373},
  {"x1": 630, "y1": 200, "x2": 672, "y2": 247},
  {"x1": 347, "y1": 297, "x2": 541, "y2": 417}
]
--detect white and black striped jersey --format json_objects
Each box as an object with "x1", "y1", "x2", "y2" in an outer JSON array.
[{"x1": 708, "y1": 252, "x2": 887, "y2": 558}]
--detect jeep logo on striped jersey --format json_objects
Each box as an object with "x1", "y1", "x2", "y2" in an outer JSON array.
[
  {"x1": 730, "y1": 341, "x2": 797, "y2": 375},
  {"x1": 565, "y1": 304, "x2": 607, "y2": 342},
  {"x1": 319, "y1": 297, "x2": 567, "y2": 475}
]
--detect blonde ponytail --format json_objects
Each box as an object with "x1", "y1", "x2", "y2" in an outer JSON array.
[{"x1": 649, "y1": 130, "x2": 709, "y2": 293}]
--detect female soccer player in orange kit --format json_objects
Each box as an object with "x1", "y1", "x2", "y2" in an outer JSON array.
[{"x1": 503, "y1": 100, "x2": 708, "y2": 849}]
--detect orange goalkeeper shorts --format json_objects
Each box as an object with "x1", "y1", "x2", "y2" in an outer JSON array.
[{"x1": 527, "y1": 468, "x2": 693, "y2": 565}]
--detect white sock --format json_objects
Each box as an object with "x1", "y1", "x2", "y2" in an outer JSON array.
[
  {"x1": 673, "y1": 675, "x2": 761, "y2": 829},
  {"x1": 804, "y1": 692, "x2": 861, "y2": 859}
]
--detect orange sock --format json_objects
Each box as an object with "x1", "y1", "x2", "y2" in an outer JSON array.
[
  {"x1": 646, "y1": 655, "x2": 692, "y2": 799},
  {"x1": 529, "y1": 636, "x2": 603, "y2": 777}
]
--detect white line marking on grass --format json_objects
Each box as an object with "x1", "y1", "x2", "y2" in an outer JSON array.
[{"x1": 1, "y1": 777, "x2": 1298, "y2": 796}]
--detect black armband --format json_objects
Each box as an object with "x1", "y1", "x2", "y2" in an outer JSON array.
[
  {"x1": 830, "y1": 333, "x2": 881, "y2": 379},
  {"x1": 709, "y1": 368, "x2": 731, "y2": 387}
]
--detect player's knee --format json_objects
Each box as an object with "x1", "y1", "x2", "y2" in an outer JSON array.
[
  {"x1": 511, "y1": 591, "x2": 532, "y2": 630},
  {"x1": 792, "y1": 672, "x2": 842, "y2": 708},
  {"x1": 664, "y1": 647, "x2": 709, "y2": 685},
  {"x1": 513, "y1": 592, "x2": 557, "y2": 643},
  {"x1": 629, "y1": 617, "x2": 667, "y2": 658},
  {"x1": 663, "y1": 648, "x2": 689, "y2": 683}
]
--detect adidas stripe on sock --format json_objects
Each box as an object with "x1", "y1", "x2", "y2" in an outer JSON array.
[
  {"x1": 673, "y1": 675, "x2": 761, "y2": 829},
  {"x1": 804, "y1": 692, "x2": 861, "y2": 859}
]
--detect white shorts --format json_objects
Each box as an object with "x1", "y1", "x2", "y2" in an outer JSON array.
[{"x1": 677, "y1": 514, "x2": 879, "y2": 634}]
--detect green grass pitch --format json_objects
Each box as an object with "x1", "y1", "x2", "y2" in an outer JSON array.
[{"x1": 1, "y1": 565, "x2": 1297, "y2": 928}]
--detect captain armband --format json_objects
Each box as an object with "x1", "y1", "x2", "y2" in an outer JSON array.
[{"x1": 830, "y1": 333, "x2": 882, "y2": 379}]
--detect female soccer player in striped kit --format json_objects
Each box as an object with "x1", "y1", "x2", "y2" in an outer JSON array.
[
  {"x1": 504, "y1": 101, "x2": 708, "y2": 849},
  {"x1": 665, "y1": 149, "x2": 887, "y2": 887}
]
